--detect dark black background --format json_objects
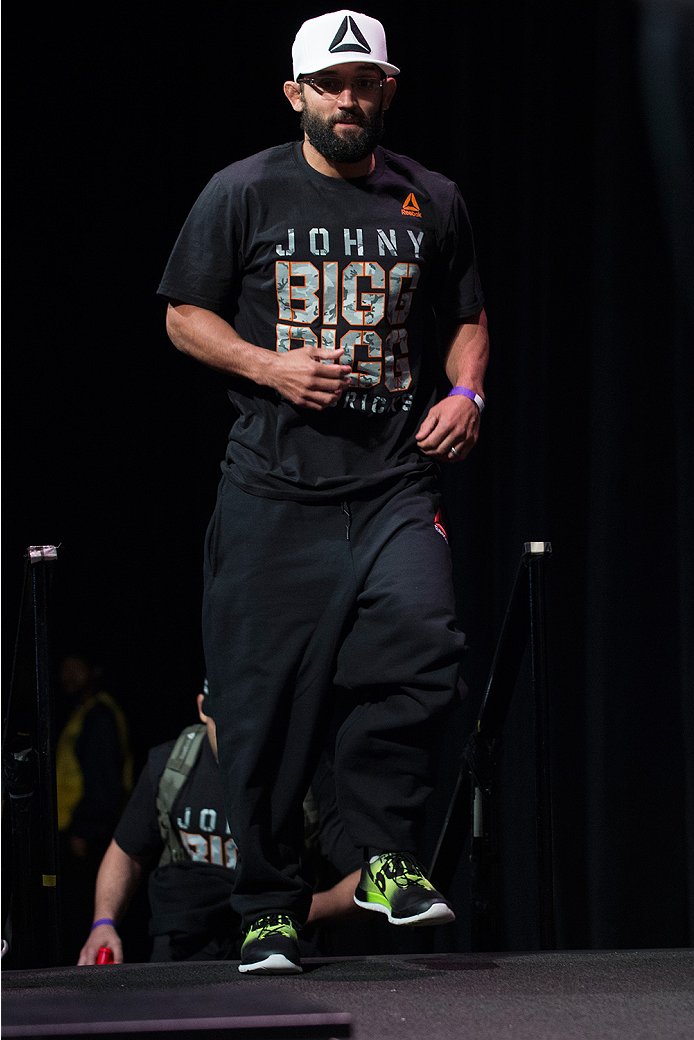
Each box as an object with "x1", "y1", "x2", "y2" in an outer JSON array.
[{"x1": 4, "y1": 0, "x2": 693, "y2": 952}]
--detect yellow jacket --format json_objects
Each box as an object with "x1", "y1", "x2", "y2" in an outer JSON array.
[{"x1": 55, "y1": 691, "x2": 133, "y2": 833}]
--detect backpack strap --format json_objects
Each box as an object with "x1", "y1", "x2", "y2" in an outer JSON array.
[
  {"x1": 156, "y1": 724, "x2": 207, "y2": 867},
  {"x1": 302, "y1": 787, "x2": 320, "y2": 852}
]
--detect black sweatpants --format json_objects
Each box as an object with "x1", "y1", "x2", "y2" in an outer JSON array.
[{"x1": 202, "y1": 475, "x2": 466, "y2": 928}]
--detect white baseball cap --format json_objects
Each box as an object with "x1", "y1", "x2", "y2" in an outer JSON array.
[{"x1": 291, "y1": 10, "x2": 400, "y2": 80}]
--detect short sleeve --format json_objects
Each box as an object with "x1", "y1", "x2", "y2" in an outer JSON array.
[
  {"x1": 156, "y1": 175, "x2": 241, "y2": 315},
  {"x1": 433, "y1": 186, "x2": 485, "y2": 326},
  {"x1": 112, "y1": 743, "x2": 172, "y2": 862}
]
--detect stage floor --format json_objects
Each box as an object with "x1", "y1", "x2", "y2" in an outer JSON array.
[{"x1": 3, "y1": 948, "x2": 693, "y2": 1039}]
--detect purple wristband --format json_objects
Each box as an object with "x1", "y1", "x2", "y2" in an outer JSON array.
[
  {"x1": 91, "y1": 918, "x2": 115, "y2": 931},
  {"x1": 447, "y1": 386, "x2": 485, "y2": 413}
]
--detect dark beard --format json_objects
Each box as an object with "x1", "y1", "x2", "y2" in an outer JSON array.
[{"x1": 300, "y1": 106, "x2": 385, "y2": 165}]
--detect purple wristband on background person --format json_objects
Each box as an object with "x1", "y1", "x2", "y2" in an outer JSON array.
[{"x1": 90, "y1": 918, "x2": 115, "y2": 931}]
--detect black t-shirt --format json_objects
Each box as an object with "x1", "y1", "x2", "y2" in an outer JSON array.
[
  {"x1": 158, "y1": 142, "x2": 484, "y2": 502},
  {"x1": 113, "y1": 734, "x2": 362, "y2": 937}
]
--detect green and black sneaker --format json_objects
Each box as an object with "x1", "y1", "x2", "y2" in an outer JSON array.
[
  {"x1": 354, "y1": 853, "x2": 455, "y2": 926},
  {"x1": 238, "y1": 913, "x2": 302, "y2": 975}
]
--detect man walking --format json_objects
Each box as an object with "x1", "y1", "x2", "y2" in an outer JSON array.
[{"x1": 158, "y1": 9, "x2": 488, "y2": 974}]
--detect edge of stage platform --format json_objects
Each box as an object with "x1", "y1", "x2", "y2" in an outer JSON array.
[{"x1": 1, "y1": 962, "x2": 352, "y2": 1039}]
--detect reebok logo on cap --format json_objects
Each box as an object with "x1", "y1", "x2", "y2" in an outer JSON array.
[
  {"x1": 328, "y1": 15, "x2": 371, "y2": 56},
  {"x1": 291, "y1": 10, "x2": 400, "y2": 80}
]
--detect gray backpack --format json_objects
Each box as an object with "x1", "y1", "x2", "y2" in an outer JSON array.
[{"x1": 156, "y1": 724, "x2": 207, "y2": 866}]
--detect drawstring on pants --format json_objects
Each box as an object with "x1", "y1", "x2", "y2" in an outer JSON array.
[{"x1": 342, "y1": 502, "x2": 352, "y2": 541}]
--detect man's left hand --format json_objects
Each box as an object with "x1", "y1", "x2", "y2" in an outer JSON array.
[{"x1": 415, "y1": 394, "x2": 481, "y2": 462}]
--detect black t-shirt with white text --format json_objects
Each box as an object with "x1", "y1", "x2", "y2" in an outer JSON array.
[
  {"x1": 158, "y1": 142, "x2": 484, "y2": 502},
  {"x1": 114, "y1": 736, "x2": 234, "y2": 868}
]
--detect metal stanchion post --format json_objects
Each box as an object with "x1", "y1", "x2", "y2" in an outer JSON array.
[
  {"x1": 527, "y1": 543, "x2": 556, "y2": 949},
  {"x1": 30, "y1": 546, "x2": 61, "y2": 966},
  {"x1": 2, "y1": 546, "x2": 61, "y2": 968},
  {"x1": 429, "y1": 541, "x2": 554, "y2": 951}
]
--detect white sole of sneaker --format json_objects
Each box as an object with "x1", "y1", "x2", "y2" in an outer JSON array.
[
  {"x1": 354, "y1": 896, "x2": 455, "y2": 926},
  {"x1": 238, "y1": 954, "x2": 302, "y2": 974}
]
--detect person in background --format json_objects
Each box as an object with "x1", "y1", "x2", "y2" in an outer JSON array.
[
  {"x1": 78, "y1": 684, "x2": 364, "y2": 964},
  {"x1": 56, "y1": 650, "x2": 132, "y2": 962}
]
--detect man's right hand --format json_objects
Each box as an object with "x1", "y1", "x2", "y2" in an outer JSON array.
[
  {"x1": 268, "y1": 346, "x2": 352, "y2": 410},
  {"x1": 77, "y1": 923, "x2": 123, "y2": 965}
]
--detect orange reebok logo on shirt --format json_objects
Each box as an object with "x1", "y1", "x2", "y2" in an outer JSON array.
[{"x1": 401, "y1": 193, "x2": 422, "y2": 218}]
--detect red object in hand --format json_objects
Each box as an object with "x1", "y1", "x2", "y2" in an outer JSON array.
[{"x1": 96, "y1": 946, "x2": 114, "y2": 964}]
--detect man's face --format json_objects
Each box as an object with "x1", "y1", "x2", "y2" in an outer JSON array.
[
  {"x1": 60, "y1": 655, "x2": 101, "y2": 698},
  {"x1": 290, "y1": 62, "x2": 396, "y2": 165}
]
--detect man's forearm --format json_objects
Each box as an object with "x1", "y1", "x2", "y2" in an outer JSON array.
[
  {"x1": 166, "y1": 302, "x2": 276, "y2": 384},
  {"x1": 415, "y1": 310, "x2": 489, "y2": 460},
  {"x1": 165, "y1": 302, "x2": 352, "y2": 410},
  {"x1": 307, "y1": 870, "x2": 363, "y2": 923},
  {"x1": 444, "y1": 310, "x2": 489, "y2": 398},
  {"x1": 78, "y1": 840, "x2": 145, "y2": 964},
  {"x1": 92, "y1": 839, "x2": 144, "y2": 924}
]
